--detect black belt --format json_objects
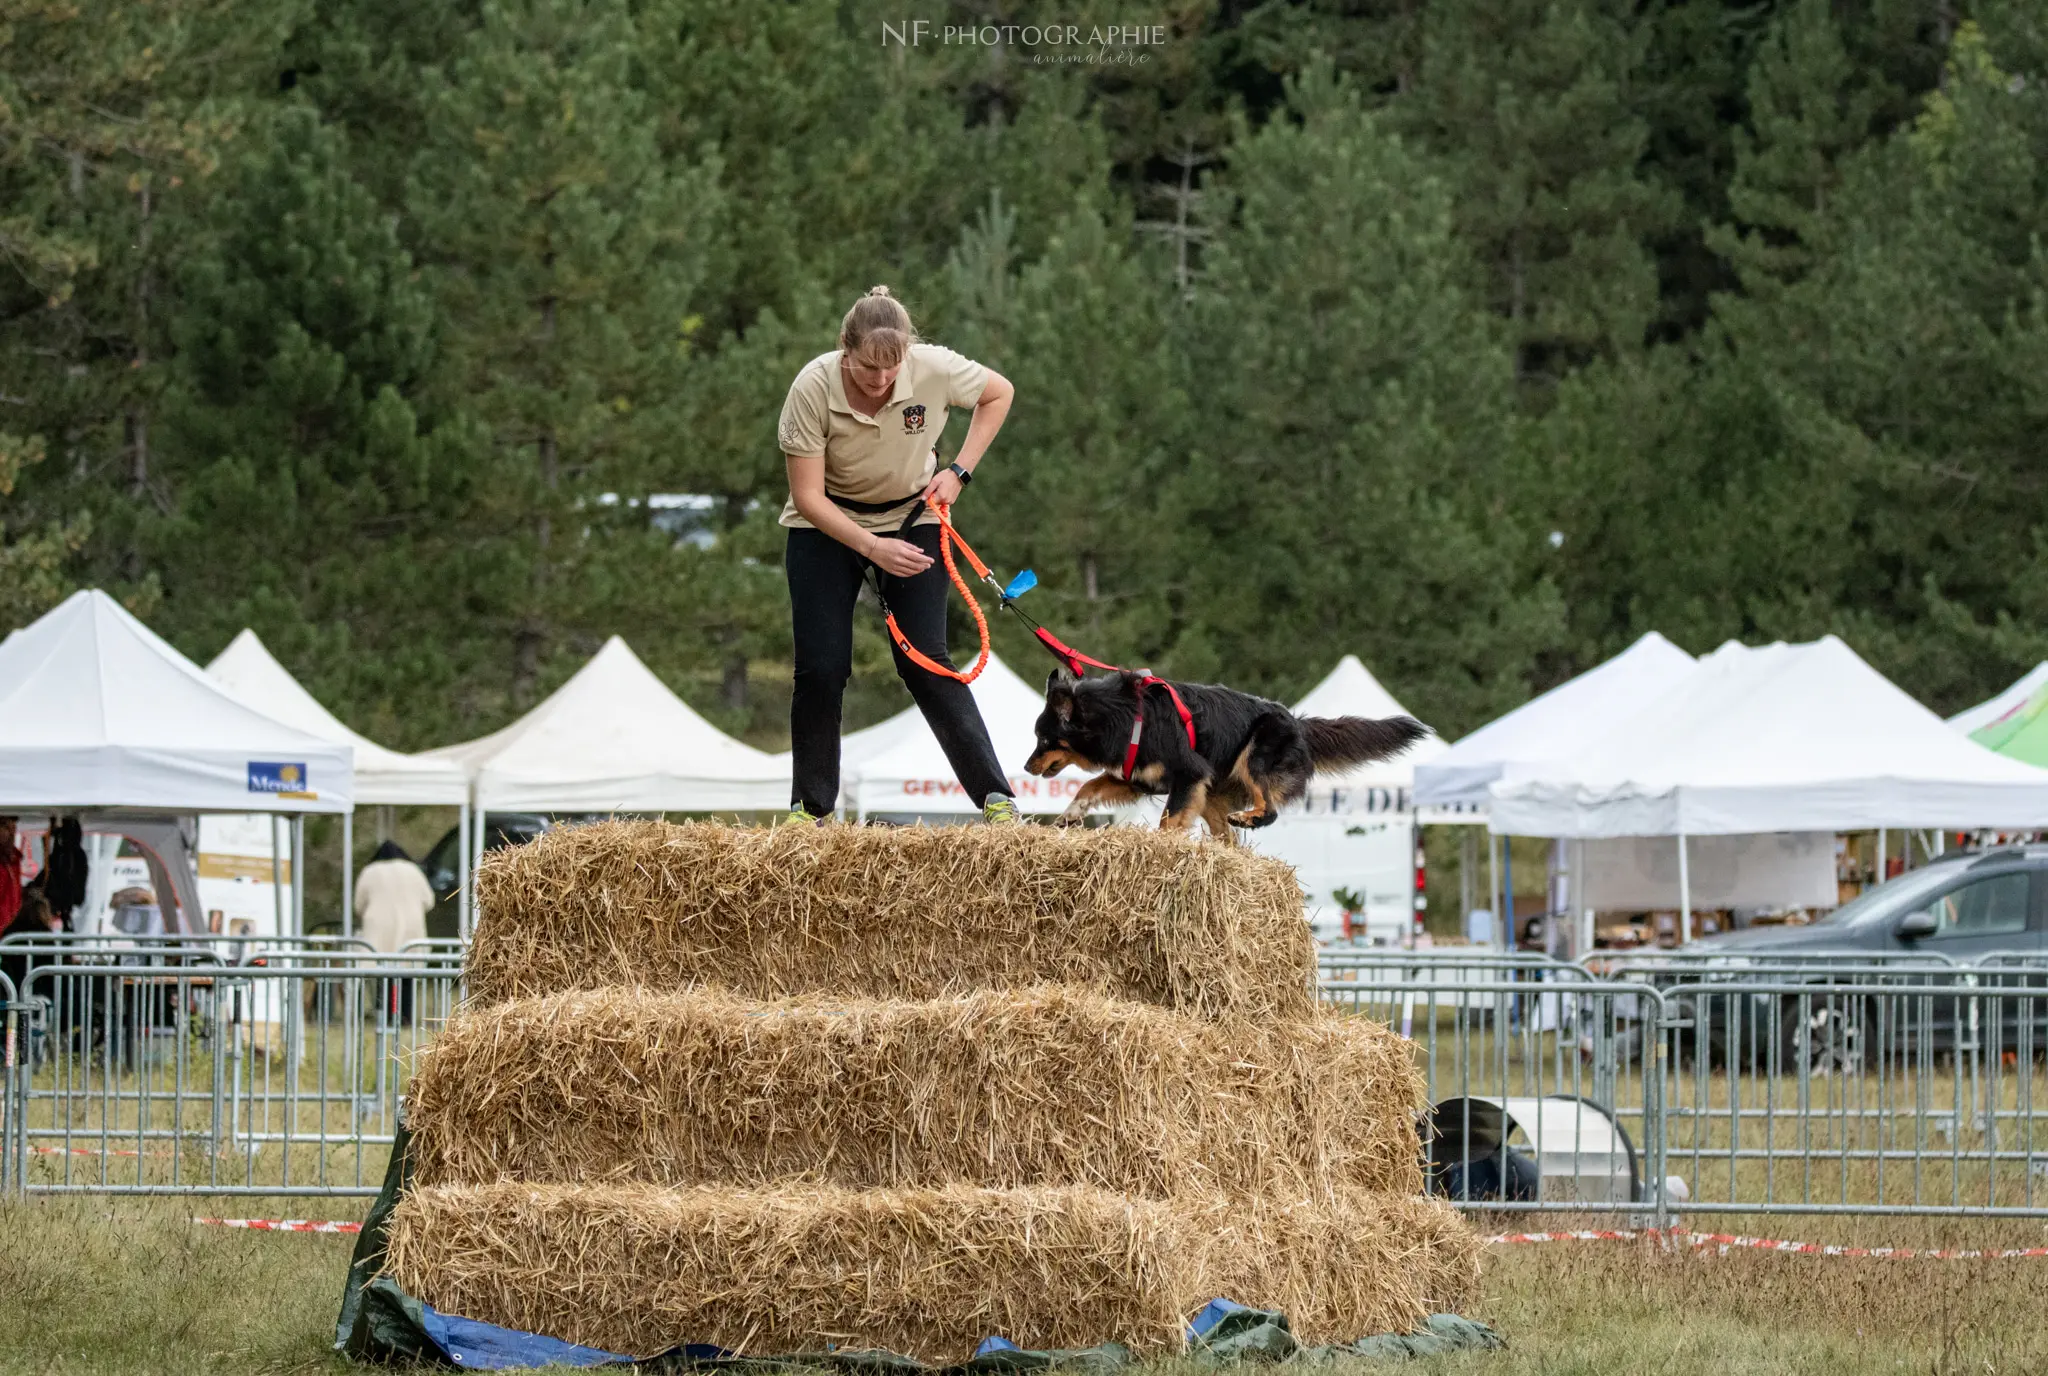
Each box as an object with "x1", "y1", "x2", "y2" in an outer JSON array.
[{"x1": 826, "y1": 491, "x2": 921, "y2": 514}]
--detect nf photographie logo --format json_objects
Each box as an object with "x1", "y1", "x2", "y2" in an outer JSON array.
[{"x1": 882, "y1": 19, "x2": 1169, "y2": 64}]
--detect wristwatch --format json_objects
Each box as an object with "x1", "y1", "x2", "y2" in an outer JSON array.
[{"x1": 948, "y1": 461, "x2": 974, "y2": 486}]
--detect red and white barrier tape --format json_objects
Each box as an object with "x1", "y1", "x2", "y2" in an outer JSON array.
[
  {"x1": 1488, "y1": 1227, "x2": 2048, "y2": 1260},
  {"x1": 182, "y1": 1216, "x2": 2048, "y2": 1257},
  {"x1": 34, "y1": 1143, "x2": 238, "y2": 1159},
  {"x1": 193, "y1": 1217, "x2": 362, "y2": 1234}
]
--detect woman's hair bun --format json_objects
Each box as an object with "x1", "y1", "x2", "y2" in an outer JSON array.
[{"x1": 842, "y1": 286, "x2": 917, "y2": 363}]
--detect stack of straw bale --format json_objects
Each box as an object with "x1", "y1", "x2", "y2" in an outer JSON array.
[{"x1": 390, "y1": 822, "x2": 1478, "y2": 1359}]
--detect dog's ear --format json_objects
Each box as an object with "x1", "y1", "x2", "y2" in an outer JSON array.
[{"x1": 1045, "y1": 667, "x2": 1075, "y2": 721}]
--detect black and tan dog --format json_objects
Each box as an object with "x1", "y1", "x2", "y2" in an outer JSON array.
[{"x1": 1024, "y1": 667, "x2": 1430, "y2": 843}]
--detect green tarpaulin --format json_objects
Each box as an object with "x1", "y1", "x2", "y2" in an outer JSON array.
[{"x1": 1971, "y1": 682, "x2": 2048, "y2": 768}]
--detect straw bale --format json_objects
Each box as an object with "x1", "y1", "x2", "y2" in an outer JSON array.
[
  {"x1": 465, "y1": 821, "x2": 1314, "y2": 1021},
  {"x1": 404, "y1": 986, "x2": 1424, "y2": 1199},
  {"x1": 1189, "y1": 1189, "x2": 1483, "y2": 1339},
  {"x1": 387, "y1": 1181, "x2": 1187, "y2": 1360},
  {"x1": 383, "y1": 1181, "x2": 1480, "y2": 1361}
]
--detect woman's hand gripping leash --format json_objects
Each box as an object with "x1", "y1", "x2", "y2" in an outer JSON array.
[{"x1": 862, "y1": 499, "x2": 1035, "y2": 685}]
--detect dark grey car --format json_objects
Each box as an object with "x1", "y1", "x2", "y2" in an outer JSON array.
[
  {"x1": 1676, "y1": 849, "x2": 2048, "y2": 1069},
  {"x1": 1694, "y1": 848, "x2": 2048, "y2": 963}
]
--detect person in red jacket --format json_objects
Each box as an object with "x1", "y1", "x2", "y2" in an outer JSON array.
[{"x1": 0, "y1": 817, "x2": 22, "y2": 932}]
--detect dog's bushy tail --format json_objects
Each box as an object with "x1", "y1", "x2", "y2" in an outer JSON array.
[{"x1": 1300, "y1": 715, "x2": 1431, "y2": 769}]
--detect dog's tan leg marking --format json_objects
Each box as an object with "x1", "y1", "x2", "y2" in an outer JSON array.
[
  {"x1": 1161, "y1": 778, "x2": 1210, "y2": 833},
  {"x1": 1224, "y1": 744, "x2": 1272, "y2": 827},
  {"x1": 1057, "y1": 774, "x2": 1147, "y2": 827},
  {"x1": 1202, "y1": 796, "x2": 1239, "y2": 846}
]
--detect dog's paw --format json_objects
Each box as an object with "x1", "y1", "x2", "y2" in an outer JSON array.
[
  {"x1": 1053, "y1": 810, "x2": 1087, "y2": 828},
  {"x1": 1225, "y1": 809, "x2": 1269, "y2": 829}
]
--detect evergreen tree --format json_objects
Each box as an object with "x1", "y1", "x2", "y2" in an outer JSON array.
[
  {"x1": 0, "y1": 432, "x2": 87, "y2": 625},
  {"x1": 1708, "y1": 0, "x2": 1890, "y2": 294},
  {"x1": 404, "y1": 0, "x2": 723, "y2": 715},
  {"x1": 1758, "y1": 18, "x2": 2048, "y2": 709},
  {"x1": 0, "y1": 0, "x2": 295, "y2": 607},
  {"x1": 146, "y1": 104, "x2": 454, "y2": 742},
  {"x1": 938, "y1": 193, "x2": 1188, "y2": 673},
  {"x1": 1177, "y1": 68, "x2": 1562, "y2": 731},
  {"x1": 1400, "y1": 0, "x2": 1682, "y2": 386}
]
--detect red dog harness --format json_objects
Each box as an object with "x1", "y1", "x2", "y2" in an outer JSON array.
[{"x1": 1032, "y1": 627, "x2": 1198, "y2": 781}]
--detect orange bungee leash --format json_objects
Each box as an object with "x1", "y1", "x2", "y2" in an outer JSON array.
[{"x1": 866, "y1": 498, "x2": 998, "y2": 683}]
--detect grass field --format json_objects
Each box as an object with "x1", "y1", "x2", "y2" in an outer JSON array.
[{"x1": 3, "y1": 1199, "x2": 2048, "y2": 1374}]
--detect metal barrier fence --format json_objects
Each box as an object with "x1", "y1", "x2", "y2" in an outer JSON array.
[
  {"x1": 1657, "y1": 978, "x2": 2048, "y2": 1216},
  {"x1": 1320, "y1": 967, "x2": 2048, "y2": 1220},
  {"x1": 0, "y1": 933, "x2": 381, "y2": 967},
  {"x1": 11, "y1": 961, "x2": 459, "y2": 1196},
  {"x1": 6, "y1": 938, "x2": 2048, "y2": 1216},
  {"x1": 1, "y1": 970, "x2": 15, "y2": 1197}
]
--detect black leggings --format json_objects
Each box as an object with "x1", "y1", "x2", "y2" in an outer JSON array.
[{"x1": 786, "y1": 523, "x2": 1010, "y2": 816}]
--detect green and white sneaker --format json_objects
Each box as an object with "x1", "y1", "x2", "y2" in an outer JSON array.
[
  {"x1": 781, "y1": 805, "x2": 826, "y2": 827},
  {"x1": 981, "y1": 795, "x2": 1020, "y2": 826}
]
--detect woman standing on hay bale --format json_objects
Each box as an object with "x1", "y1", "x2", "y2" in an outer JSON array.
[{"x1": 778, "y1": 286, "x2": 1018, "y2": 826}]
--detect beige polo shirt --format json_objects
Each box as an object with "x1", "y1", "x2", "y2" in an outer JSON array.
[{"x1": 778, "y1": 342, "x2": 991, "y2": 531}]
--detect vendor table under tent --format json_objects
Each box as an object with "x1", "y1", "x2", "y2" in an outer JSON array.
[
  {"x1": 424, "y1": 637, "x2": 787, "y2": 926},
  {"x1": 206, "y1": 629, "x2": 471, "y2": 942},
  {"x1": 1488, "y1": 636, "x2": 2048, "y2": 941},
  {"x1": 0, "y1": 589, "x2": 354, "y2": 949}
]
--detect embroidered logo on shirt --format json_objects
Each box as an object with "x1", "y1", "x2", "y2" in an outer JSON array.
[{"x1": 902, "y1": 404, "x2": 927, "y2": 434}]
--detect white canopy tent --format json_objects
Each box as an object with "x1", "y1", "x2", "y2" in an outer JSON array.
[
  {"x1": 0, "y1": 590, "x2": 353, "y2": 814},
  {"x1": 1488, "y1": 637, "x2": 2048, "y2": 939},
  {"x1": 206, "y1": 629, "x2": 469, "y2": 939},
  {"x1": 1490, "y1": 637, "x2": 2048, "y2": 837},
  {"x1": 1949, "y1": 662, "x2": 2048, "y2": 736},
  {"x1": 0, "y1": 589, "x2": 354, "y2": 935},
  {"x1": 206, "y1": 631, "x2": 466, "y2": 805},
  {"x1": 426, "y1": 635, "x2": 786, "y2": 815},
  {"x1": 1413, "y1": 632, "x2": 1696, "y2": 811},
  {"x1": 840, "y1": 653, "x2": 1071, "y2": 816}
]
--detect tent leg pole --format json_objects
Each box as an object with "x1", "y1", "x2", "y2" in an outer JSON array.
[
  {"x1": 1876, "y1": 828, "x2": 1887, "y2": 885},
  {"x1": 1576, "y1": 838, "x2": 1592, "y2": 957},
  {"x1": 1501, "y1": 837, "x2": 1515, "y2": 951},
  {"x1": 270, "y1": 815, "x2": 285, "y2": 939},
  {"x1": 1488, "y1": 830, "x2": 1502, "y2": 951},
  {"x1": 1678, "y1": 831, "x2": 1691, "y2": 945},
  {"x1": 292, "y1": 815, "x2": 305, "y2": 938},
  {"x1": 456, "y1": 800, "x2": 471, "y2": 942},
  {"x1": 469, "y1": 802, "x2": 486, "y2": 939},
  {"x1": 1460, "y1": 828, "x2": 1476, "y2": 938},
  {"x1": 342, "y1": 810, "x2": 354, "y2": 942}
]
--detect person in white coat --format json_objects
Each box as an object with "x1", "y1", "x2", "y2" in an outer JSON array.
[{"x1": 354, "y1": 840, "x2": 435, "y2": 954}]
